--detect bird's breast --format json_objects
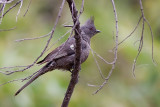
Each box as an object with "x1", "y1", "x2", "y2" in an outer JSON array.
[{"x1": 81, "y1": 42, "x2": 90, "y2": 63}]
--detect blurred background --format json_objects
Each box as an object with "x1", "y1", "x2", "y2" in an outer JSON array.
[{"x1": 0, "y1": 0, "x2": 160, "y2": 107}]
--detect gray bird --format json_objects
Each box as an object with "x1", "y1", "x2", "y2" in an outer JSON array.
[{"x1": 15, "y1": 17, "x2": 100, "y2": 96}]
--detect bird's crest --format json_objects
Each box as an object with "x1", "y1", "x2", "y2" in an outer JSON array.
[{"x1": 85, "y1": 16, "x2": 94, "y2": 25}]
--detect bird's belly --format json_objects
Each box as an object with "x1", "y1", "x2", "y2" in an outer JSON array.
[
  {"x1": 55, "y1": 55, "x2": 75, "y2": 71},
  {"x1": 81, "y1": 47, "x2": 90, "y2": 63}
]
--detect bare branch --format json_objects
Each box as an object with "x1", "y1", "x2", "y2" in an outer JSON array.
[
  {"x1": 16, "y1": 0, "x2": 23, "y2": 22},
  {"x1": 91, "y1": 48, "x2": 105, "y2": 79},
  {"x1": 132, "y1": 18, "x2": 144, "y2": 77},
  {"x1": 0, "y1": 3, "x2": 4, "y2": 14},
  {"x1": 0, "y1": 26, "x2": 16, "y2": 32},
  {"x1": 15, "y1": 31, "x2": 52, "y2": 42},
  {"x1": 91, "y1": 49, "x2": 113, "y2": 65},
  {"x1": 93, "y1": 0, "x2": 119, "y2": 94},
  {"x1": 46, "y1": 29, "x2": 72, "y2": 52},
  {"x1": 0, "y1": 0, "x2": 21, "y2": 18},
  {"x1": 0, "y1": 65, "x2": 27, "y2": 70},
  {"x1": 117, "y1": 16, "x2": 142, "y2": 46},
  {"x1": 63, "y1": 25, "x2": 73, "y2": 28},
  {"x1": 87, "y1": 84, "x2": 100, "y2": 87},
  {"x1": 0, "y1": 69, "x2": 39, "y2": 87},
  {"x1": 61, "y1": 0, "x2": 84, "y2": 106},
  {"x1": 145, "y1": 19, "x2": 156, "y2": 65},
  {"x1": 0, "y1": 0, "x2": 15, "y2": 4},
  {"x1": 2, "y1": 0, "x2": 66, "y2": 75},
  {"x1": 0, "y1": 78, "x2": 22, "y2": 87},
  {"x1": 23, "y1": 0, "x2": 32, "y2": 17},
  {"x1": 132, "y1": 0, "x2": 156, "y2": 76},
  {"x1": 111, "y1": 0, "x2": 119, "y2": 62},
  {"x1": 93, "y1": 62, "x2": 116, "y2": 94},
  {"x1": 0, "y1": 3, "x2": 5, "y2": 24}
]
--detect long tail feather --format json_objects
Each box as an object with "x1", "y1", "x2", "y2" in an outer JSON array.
[{"x1": 15, "y1": 66, "x2": 49, "y2": 96}]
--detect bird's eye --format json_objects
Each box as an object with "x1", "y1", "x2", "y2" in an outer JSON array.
[{"x1": 89, "y1": 27, "x2": 93, "y2": 30}]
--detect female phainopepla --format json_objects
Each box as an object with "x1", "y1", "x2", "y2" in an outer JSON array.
[{"x1": 15, "y1": 17, "x2": 100, "y2": 96}]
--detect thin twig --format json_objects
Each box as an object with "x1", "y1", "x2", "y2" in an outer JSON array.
[
  {"x1": 0, "y1": 0, "x2": 15, "y2": 4},
  {"x1": 91, "y1": 48, "x2": 105, "y2": 79},
  {"x1": 46, "y1": 29, "x2": 72, "y2": 52},
  {"x1": 132, "y1": 0, "x2": 155, "y2": 76},
  {"x1": 0, "y1": 0, "x2": 21, "y2": 18},
  {"x1": 133, "y1": 39, "x2": 141, "y2": 46},
  {"x1": 117, "y1": 16, "x2": 142, "y2": 46},
  {"x1": 21, "y1": 70, "x2": 40, "y2": 82},
  {"x1": 145, "y1": 19, "x2": 156, "y2": 65},
  {"x1": 0, "y1": 69, "x2": 40, "y2": 87},
  {"x1": 87, "y1": 84, "x2": 100, "y2": 87},
  {"x1": 0, "y1": 26, "x2": 16, "y2": 32},
  {"x1": 132, "y1": 18, "x2": 144, "y2": 77},
  {"x1": 15, "y1": 31, "x2": 52, "y2": 42},
  {"x1": 93, "y1": 62, "x2": 116, "y2": 94},
  {"x1": 23, "y1": 0, "x2": 32, "y2": 17},
  {"x1": 3, "y1": 0, "x2": 66, "y2": 75},
  {"x1": 16, "y1": 0, "x2": 23, "y2": 22},
  {"x1": 62, "y1": 20, "x2": 73, "y2": 26},
  {"x1": 63, "y1": 25, "x2": 73, "y2": 27},
  {"x1": 93, "y1": 0, "x2": 119, "y2": 94},
  {"x1": 0, "y1": 3, "x2": 5, "y2": 24},
  {"x1": 0, "y1": 78, "x2": 23, "y2": 87},
  {"x1": 0, "y1": 65, "x2": 27, "y2": 70},
  {"x1": 0, "y1": 3, "x2": 4, "y2": 14},
  {"x1": 91, "y1": 49, "x2": 112, "y2": 65}
]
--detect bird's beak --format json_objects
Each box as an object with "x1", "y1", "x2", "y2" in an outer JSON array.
[{"x1": 96, "y1": 30, "x2": 101, "y2": 33}]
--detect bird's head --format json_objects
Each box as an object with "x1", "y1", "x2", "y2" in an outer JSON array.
[{"x1": 80, "y1": 17, "x2": 100, "y2": 38}]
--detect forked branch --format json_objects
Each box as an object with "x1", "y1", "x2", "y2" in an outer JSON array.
[
  {"x1": 132, "y1": 0, "x2": 156, "y2": 76},
  {"x1": 93, "y1": 0, "x2": 119, "y2": 94}
]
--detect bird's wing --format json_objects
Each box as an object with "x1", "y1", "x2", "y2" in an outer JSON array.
[{"x1": 37, "y1": 37, "x2": 75, "y2": 64}]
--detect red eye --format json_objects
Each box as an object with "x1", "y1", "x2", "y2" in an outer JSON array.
[{"x1": 89, "y1": 27, "x2": 93, "y2": 30}]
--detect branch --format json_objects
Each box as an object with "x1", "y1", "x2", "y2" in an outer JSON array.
[
  {"x1": 1, "y1": 0, "x2": 66, "y2": 75},
  {"x1": 23, "y1": 0, "x2": 32, "y2": 17},
  {"x1": 117, "y1": 16, "x2": 142, "y2": 47},
  {"x1": 0, "y1": 3, "x2": 6, "y2": 24},
  {"x1": 91, "y1": 48, "x2": 105, "y2": 79},
  {"x1": 16, "y1": 0, "x2": 23, "y2": 22},
  {"x1": 61, "y1": 0, "x2": 84, "y2": 106},
  {"x1": 0, "y1": 26, "x2": 16, "y2": 32},
  {"x1": 132, "y1": 0, "x2": 156, "y2": 76},
  {"x1": 0, "y1": 0, "x2": 21, "y2": 18},
  {"x1": 0, "y1": 0, "x2": 15, "y2": 4},
  {"x1": 15, "y1": 31, "x2": 52, "y2": 42},
  {"x1": 93, "y1": 0, "x2": 119, "y2": 94}
]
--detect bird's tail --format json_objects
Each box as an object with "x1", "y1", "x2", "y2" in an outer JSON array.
[{"x1": 15, "y1": 64, "x2": 52, "y2": 96}]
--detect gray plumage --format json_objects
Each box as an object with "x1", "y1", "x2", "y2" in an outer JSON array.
[{"x1": 15, "y1": 17, "x2": 100, "y2": 96}]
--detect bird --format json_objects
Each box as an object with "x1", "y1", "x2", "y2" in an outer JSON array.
[{"x1": 15, "y1": 17, "x2": 100, "y2": 96}]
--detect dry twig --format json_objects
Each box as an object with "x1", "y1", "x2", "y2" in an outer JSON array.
[
  {"x1": 0, "y1": 3, "x2": 5, "y2": 24},
  {"x1": 91, "y1": 48, "x2": 105, "y2": 79},
  {"x1": 132, "y1": 0, "x2": 156, "y2": 76},
  {"x1": 16, "y1": 0, "x2": 23, "y2": 22},
  {"x1": 23, "y1": 0, "x2": 32, "y2": 17},
  {"x1": 0, "y1": 26, "x2": 16, "y2": 32},
  {"x1": 1, "y1": 0, "x2": 66, "y2": 75},
  {"x1": 0, "y1": 0, "x2": 21, "y2": 18},
  {"x1": 117, "y1": 16, "x2": 142, "y2": 46},
  {"x1": 93, "y1": 0, "x2": 119, "y2": 94},
  {"x1": 15, "y1": 31, "x2": 52, "y2": 42}
]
